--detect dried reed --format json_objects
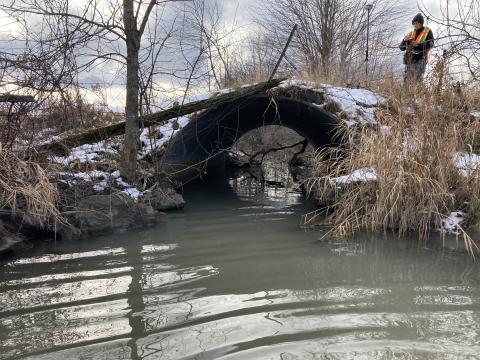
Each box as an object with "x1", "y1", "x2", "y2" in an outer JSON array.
[
  {"x1": 306, "y1": 79, "x2": 480, "y2": 254},
  {"x1": 0, "y1": 149, "x2": 62, "y2": 229}
]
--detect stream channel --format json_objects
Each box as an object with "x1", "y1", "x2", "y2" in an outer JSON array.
[{"x1": 1, "y1": 162, "x2": 480, "y2": 359}]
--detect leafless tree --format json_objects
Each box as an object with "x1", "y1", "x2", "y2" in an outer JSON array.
[
  {"x1": 0, "y1": 0, "x2": 191, "y2": 181},
  {"x1": 253, "y1": 0, "x2": 407, "y2": 83},
  {"x1": 182, "y1": 0, "x2": 240, "y2": 89},
  {"x1": 419, "y1": 0, "x2": 480, "y2": 82}
]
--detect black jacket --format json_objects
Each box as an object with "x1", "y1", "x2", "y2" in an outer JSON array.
[{"x1": 400, "y1": 27, "x2": 434, "y2": 64}]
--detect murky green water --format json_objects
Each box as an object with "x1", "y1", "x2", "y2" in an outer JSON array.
[{"x1": 1, "y1": 165, "x2": 480, "y2": 359}]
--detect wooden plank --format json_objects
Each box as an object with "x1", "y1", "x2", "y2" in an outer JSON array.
[{"x1": 38, "y1": 78, "x2": 285, "y2": 153}]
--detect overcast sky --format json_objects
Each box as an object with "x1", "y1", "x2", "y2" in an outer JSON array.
[
  {"x1": 0, "y1": 0, "x2": 451, "y2": 108},
  {"x1": 223, "y1": 0, "x2": 442, "y2": 33}
]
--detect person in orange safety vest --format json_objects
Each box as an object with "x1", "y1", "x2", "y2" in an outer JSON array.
[{"x1": 399, "y1": 13, "x2": 434, "y2": 83}]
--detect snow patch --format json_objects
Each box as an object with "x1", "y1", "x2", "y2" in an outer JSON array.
[
  {"x1": 138, "y1": 116, "x2": 191, "y2": 158},
  {"x1": 442, "y1": 211, "x2": 464, "y2": 235},
  {"x1": 277, "y1": 80, "x2": 386, "y2": 124},
  {"x1": 380, "y1": 125, "x2": 392, "y2": 136},
  {"x1": 471, "y1": 111, "x2": 480, "y2": 119},
  {"x1": 93, "y1": 180, "x2": 108, "y2": 192},
  {"x1": 57, "y1": 170, "x2": 108, "y2": 182},
  {"x1": 177, "y1": 116, "x2": 190, "y2": 127},
  {"x1": 218, "y1": 88, "x2": 234, "y2": 95},
  {"x1": 56, "y1": 170, "x2": 143, "y2": 200},
  {"x1": 454, "y1": 152, "x2": 480, "y2": 177},
  {"x1": 50, "y1": 141, "x2": 117, "y2": 165},
  {"x1": 323, "y1": 86, "x2": 386, "y2": 107},
  {"x1": 321, "y1": 86, "x2": 386, "y2": 124},
  {"x1": 329, "y1": 168, "x2": 377, "y2": 186},
  {"x1": 278, "y1": 79, "x2": 315, "y2": 89},
  {"x1": 122, "y1": 187, "x2": 143, "y2": 200}
]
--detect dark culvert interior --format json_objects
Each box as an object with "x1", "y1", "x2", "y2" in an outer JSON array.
[{"x1": 160, "y1": 95, "x2": 341, "y2": 183}]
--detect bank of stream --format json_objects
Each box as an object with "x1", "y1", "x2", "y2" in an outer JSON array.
[{"x1": 1, "y1": 162, "x2": 480, "y2": 359}]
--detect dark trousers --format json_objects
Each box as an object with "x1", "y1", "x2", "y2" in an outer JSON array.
[{"x1": 404, "y1": 59, "x2": 426, "y2": 84}]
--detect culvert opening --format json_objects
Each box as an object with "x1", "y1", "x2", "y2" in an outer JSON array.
[{"x1": 160, "y1": 95, "x2": 340, "y2": 183}]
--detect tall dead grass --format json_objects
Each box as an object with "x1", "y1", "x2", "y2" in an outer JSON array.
[
  {"x1": 307, "y1": 79, "x2": 480, "y2": 253},
  {"x1": 0, "y1": 149, "x2": 62, "y2": 229}
]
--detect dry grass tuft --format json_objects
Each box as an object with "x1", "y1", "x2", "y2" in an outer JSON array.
[
  {"x1": 0, "y1": 149, "x2": 62, "y2": 229},
  {"x1": 307, "y1": 79, "x2": 480, "y2": 254}
]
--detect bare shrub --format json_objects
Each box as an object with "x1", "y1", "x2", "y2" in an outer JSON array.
[
  {"x1": 420, "y1": 0, "x2": 480, "y2": 82},
  {"x1": 0, "y1": 87, "x2": 122, "y2": 151}
]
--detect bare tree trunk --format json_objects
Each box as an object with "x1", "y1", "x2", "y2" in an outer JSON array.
[
  {"x1": 1, "y1": 0, "x2": 213, "y2": 182},
  {"x1": 121, "y1": 0, "x2": 140, "y2": 182}
]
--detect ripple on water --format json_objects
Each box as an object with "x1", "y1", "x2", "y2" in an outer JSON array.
[
  {"x1": 2, "y1": 167, "x2": 480, "y2": 359},
  {"x1": 2, "y1": 233, "x2": 480, "y2": 360},
  {"x1": 11, "y1": 287, "x2": 480, "y2": 360}
]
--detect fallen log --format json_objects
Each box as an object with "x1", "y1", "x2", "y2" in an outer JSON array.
[
  {"x1": 39, "y1": 78, "x2": 285, "y2": 153},
  {"x1": 0, "y1": 94, "x2": 35, "y2": 103}
]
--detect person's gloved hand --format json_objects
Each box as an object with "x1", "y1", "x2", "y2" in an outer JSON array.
[
  {"x1": 406, "y1": 39, "x2": 415, "y2": 48},
  {"x1": 413, "y1": 44, "x2": 422, "y2": 51}
]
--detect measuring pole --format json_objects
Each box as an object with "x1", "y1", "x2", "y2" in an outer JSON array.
[
  {"x1": 365, "y1": 4, "x2": 373, "y2": 82},
  {"x1": 269, "y1": 24, "x2": 298, "y2": 81}
]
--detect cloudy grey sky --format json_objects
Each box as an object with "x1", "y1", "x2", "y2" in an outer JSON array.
[
  {"x1": 0, "y1": 0, "x2": 451, "y2": 107},
  {"x1": 223, "y1": 0, "x2": 442, "y2": 33}
]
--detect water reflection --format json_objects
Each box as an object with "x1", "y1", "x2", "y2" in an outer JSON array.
[
  {"x1": 228, "y1": 162, "x2": 302, "y2": 207},
  {"x1": 1, "y1": 164, "x2": 480, "y2": 359}
]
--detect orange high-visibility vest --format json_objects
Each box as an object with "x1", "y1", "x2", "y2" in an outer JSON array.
[{"x1": 407, "y1": 26, "x2": 432, "y2": 63}]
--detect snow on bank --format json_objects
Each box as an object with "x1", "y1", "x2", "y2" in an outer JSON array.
[
  {"x1": 329, "y1": 168, "x2": 377, "y2": 186},
  {"x1": 441, "y1": 211, "x2": 464, "y2": 235},
  {"x1": 110, "y1": 170, "x2": 143, "y2": 200},
  {"x1": 277, "y1": 79, "x2": 315, "y2": 89},
  {"x1": 50, "y1": 141, "x2": 118, "y2": 166},
  {"x1": 326, "y1": 155, "x2": 477, "y2": 236},
  {"x1": 321, "y1": 85, "x2": 386, "y2": 124},
  {"x1": 49, "y1": 115, "x2": 194, "y2": 199},
  {"x1": 50, "y1": 116, "x2": 192, "y2": 170},
  {"x1": 327, "y1": 166, "x2": 468, "y2": 236},
  {"x1": 56, "y1": 169, "x2": 144, "y2": 200},
  {"x1": 277, "y1": 80, "x2": 386, "y2": 125},
  {"x1": 454, "y1": 152, "x2": 480, "y2": 177},
  {"x1": 139, "y1": 116, "x2": 190, "y2": 158}
]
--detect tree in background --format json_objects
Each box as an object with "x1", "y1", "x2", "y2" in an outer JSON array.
[
  {"x1": 253, "y1": 0, "x2": 407, "y2": 83},
  {"x1": 420, "y1": 0, "x2": 480, "y2": 82},
  {"x1": 0, "y1": 0, "x2": 192, "y2": 181}
]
